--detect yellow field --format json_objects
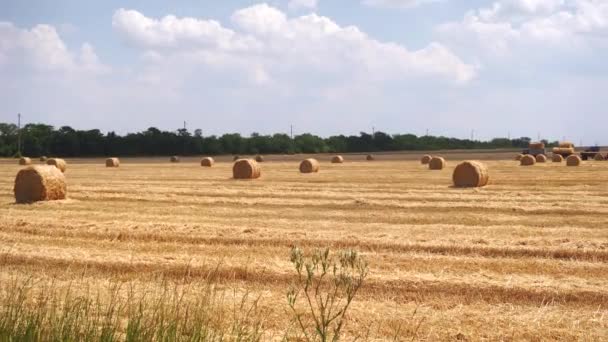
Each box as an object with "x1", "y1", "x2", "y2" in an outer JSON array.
[{"x1": 1, "y1": 154, "x2": 607, "y2": 340}]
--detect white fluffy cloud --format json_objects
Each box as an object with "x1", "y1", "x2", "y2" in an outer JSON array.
[
  {"x1": 288, "y1": 0, "x2": 318, "y2": 11},
  {"x1": 112, "y1": 4, "x2": 475, "y2": 84},
  {"x1": 362, "y1": 0, "x2": 443, "y2": 9}
]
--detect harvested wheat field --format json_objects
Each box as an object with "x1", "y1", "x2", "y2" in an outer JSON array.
[{"x1": 0, "y1": 153, "x2": 607, "y2": 341}]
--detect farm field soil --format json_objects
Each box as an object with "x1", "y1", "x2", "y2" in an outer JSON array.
[{"x1": 1, "y1": 154, "x2": 607, "y2": 340}]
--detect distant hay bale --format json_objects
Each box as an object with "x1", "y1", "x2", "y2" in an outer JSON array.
[
  {"x1": 559, "y1": 141, "x2": 574, "y2": 148},
  {"x1": 255, "y1": 155, "x2": 265, "y2": 162},
  {"x1": 19, "y1": 157, "x2": 32, "y2": 166},
  {"x1": 233, "y1": 159, "x2": 261, "y2": 179},
  {"x1": 515, "y1": 154, "x2": 524, "y2": 161},
  {"x1": 529, "y1": 142, "x2": 545, "y2": 149},
  {"x1": 39, "y1": 156, "x2": 47, "y2": 162},
  {"x1": 14, "y1": 165, "x2": 66, "y2": 204},
  {"x1": 366, "y1": 154, "x2": 375, "y2": 161},
  {"x1": 299, "y1": 158, "x2": 320, "y2": 173},
  {"x1": 331, "y1": 155, "x2": 344, "y2": 164},
  {"x1": 105, "y1": 158, "x2": 120, "y2": 167},
  {"x1": 520, "y1": 155, "x2": 535, "y2": 166},
  {"x1": 594, "y1": 153, "x2": 605, "y2": 161},
  {"x1": 46, "y1": 158, "x2": 67, "y2": 173},
  {"x1": 170, "y1": 156, "x2": 180, "y2": 163},
  {"x1": 453, "y1": 161, "x2": 489, "y2": 188},
  {"x1": 552, "y1": 147, "x2": 575, "y2": 155},
  {"x1": 233, "y1": 155, "x2": 240, "y2": 161},
  {"x1": 428, "y1": 156, "x2": 446, "y2": 170},
  {"x1": 421, "y1": 155, "x2": 432, "y2": 164},
  {"x1": 552, "y1": 154, "x2": 564, "y2": 163},
  {"x1": 566, "y1": 155, "x2": 581, "y2": 166},
  {"x1": 201, "y1": 157, "x2": 214, "y2": 167},
  {"x1": 536, "y1": 154, "x2": 547, "y2": 163}
]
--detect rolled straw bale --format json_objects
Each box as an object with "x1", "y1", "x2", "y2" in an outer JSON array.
[
  {"x1": 529, "y1": 142, "x2": 545, "y2": 149},
  {"x1": 594, "y1": 153, "x2": 605, "y2": 161},
  {"x1": 536, "y1": 154, "x2": 547, "y2": 163},
  {"x1": 233, "y1": 159, "x2": 261, "y2": 179},
  {"x1": 299, "y1": 158, "x2": 320, "y2": 173},
  {"x1": 428, "y1": 156, "x2": 446, "y2": 170},
  {"x1": 366, "y1": 154, "x2": 375, "y2": 161},
  {"x1": 105, "y1": 158, "x2": 120, "y2": 167},
  {"x1": 552, "y1": 154, "x2": 564, "y2": 163},
  {"x1": 566, "y1": 155, "x2": 581, "y2": 166},
  {"x1": 331, "y1": 155, "x2": 344, "y2": 164},
  {"x1": 19, "y1": 157, "x2": 31, "y2": 165},
  {"x1": 559, "y1": 141, "x2": 574, "y2": 148},
  {"x1": 201, "y1": 157, "x2": 214, "y2": 167},
  {"x1": 520, "y1": 155, "x2": 535, "y2": 166},
  {"x1": 170, "y1": 156, "x2": 180, "y2": 163},
  {"x1": 39, "y1": 156, "x2": 47, "y2": 162},
  {"x1": 46, "y1": 158, "x2": 67, "y2": 173},
  {"x1": 233, "y1": 155, "x2": 240, "y2": 161},
  {"x1": 453, "y1": 161, "x2": 489, "y2": 188},
  {"x1": 552, "y1": 147, "x2": 575, "y2": 155},
  {"x1": 515, "y1": 154, "x2": 524, "y2": 161},
  {"x1": 255, "y1": 155, "x2": 265, "y2": 162},
  {"x1": 14, "y1": 165, "x2": 66, "y2": 203},
  {"x1": 421, "y1": 155, "x2": 432, "y2": 164}
]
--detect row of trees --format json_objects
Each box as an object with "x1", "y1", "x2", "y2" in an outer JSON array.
[{"x1": 0, "y1": 122, "x2": 552, "y2": 157}]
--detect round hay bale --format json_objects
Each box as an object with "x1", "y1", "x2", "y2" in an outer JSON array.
[
  {"x1": 105, "y1": 157, "x2": 120, "y2": 167},
  {"x1": 536, "y1": 154, "x2": 547, "y2": 163},
  {"x1": 520, "y1": 155, "x2": 535, "y2": 166},
  {"x1": 421, "y1": 155, "x2": 432, "y2": 164},
  {"x1": 559, "y1": 141, "x2": 574, "y2": 148},
  {"x1": 529, "y1": 142, "x2": 545, "y2": 149},
  {"x1": 233, "y1": 159, "x2": 261, "y2": 179},
  {"x1": 366, "y1": 154, "x2": 375, "y2": 161},
  {"x1": 552, "y1": 154, "x2": 564, "y2": 163},
  {"x1": 233, "y1": 155, "x2": 240, "y2": 161},
  {"x1": 170, "y1": 156, "x2": 180, "y2": 163},
  {"x1": 331, "y1": 155, "x2": 344, "y2": 164},
  {"x1": 515, "y1": 154, "x2": 524, "y2": 161},
  {"x1": 594, "y1": 153, "x2": 605, "y2": 161},
  {"x1": 14, "y1": 165, "x2": 67, "y2": 203},
  {"x1": 552, "y1": 147, "x2": 575, "y2": 156},
  {"x1": 201, "y1": 157, "x2": 214, "y2": 167},
  {"x1": 566, "y1": 155, "x2": 581, "y2": 166},
  {"x1": 255, "y1": 155, "x2": 265, "y2": 162},
  {"x1": 46, "y1": 158, "x2": 67, "y2": 173},
  {"x1": 39, "y1": 156, "x2": 47, "y2": 162},
  {"x1": 428, "y1": 156, "x2": 446, "y2": 170},
  {"x1": 19, "y1": 157, "x2": 32, "y2": 166},
  {"x1": 299, "y1": 158, "x2": 320, "y2": 173},
  {"x1": 453, "y1": 161, "x2": 489, "y2": 188}
]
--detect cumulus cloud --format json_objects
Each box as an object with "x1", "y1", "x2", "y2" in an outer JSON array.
[
  {"x1": 362, "y1": 0, "x2": 444, "y2": 9},
  {"x1": 288, "y1": 0, "x2": 318, "y2": 11},
  {"x1": 112, "y1": 4, "x2": 475, "y2": 83}
]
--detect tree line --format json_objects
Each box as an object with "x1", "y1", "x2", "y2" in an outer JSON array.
[{"x1": 0, "y1": 122, "x2": 553, "y2": 157}]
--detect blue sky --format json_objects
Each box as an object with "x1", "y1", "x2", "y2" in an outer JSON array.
[{"x1": 1, "y1": 0, "x2": 607, "y2": 145}]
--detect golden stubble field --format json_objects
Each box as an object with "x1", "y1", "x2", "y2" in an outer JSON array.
[{"x1": 1, "y1": 152, "x2": 607, "y2": 341}]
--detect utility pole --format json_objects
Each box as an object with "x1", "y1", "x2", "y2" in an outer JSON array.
[
  {"x1": 470, "y1": 129, "x2": 475, "y2": 141},
  {"x1": 17, "y1": 113, "x2": 21, "y2": 157},
  {"x1": 537, "y1": 132, "x2": 541, "y2": 141},
  {"x1": 372, "y1": 126, "x2": 375, "y2": 135},
  {"x1": 425, "y1": 128, "x2": 429, "y2": 136}
]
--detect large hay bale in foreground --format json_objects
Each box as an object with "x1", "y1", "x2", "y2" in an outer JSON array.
[
  {"x1": 170, "y1": 156, "x2": 180, "y2": 163},
  {"x1": 520, "y1": 155, "x2": 535, "y2": 166},
  {"x1": 552, "y1": 154, "x2": 564, "y2": 163},
  {"x1": 453, "y1": 161, "x2": 489, "y2": 188},
  {"x1": 201, "y1": 157, "x2": 214, "y2": 167},
  {"x1": 255, "y1": 155, "x2": 265, "y2": 162},
  {"x1": 428, "y1": 156, "x2": 446, "y2": 170},
  {"x1": 366, "y1": 154, "x2": 375, "y2": 161},
  {"x1": 515, "y1": 154, "x2": 524, "y2": 161},
  {"x1": 536, "y1": 154, "x2": 547, "y2": 163},
  {"x1": 421, "y1": 155, "x2": 432, "y2": 164},
  {"x1": 105, "y1": 158, "x2": 120, "y2": 167},
  {"x1": 594, "y1": 153, "x2": 605, "y2": 161},
  {"x1": 46, "y1": 158, "x2": 67, "y2": 173},
  {"x1": 19, "y1": 157, "x2": 32, "y2": 166},
  {"x1": 300, "y1": 159, "x2": 320, "y2": 173},
  {"x1": 233, "y1": 159, "x2": 261, "y2": 179},
  {"x1": 14, "y1": 165, "x2": 66, "y2": 203},
  {"x1": 331, "y1": 155, "x2": 344, "y2": 164},
  {"x1": 559, "y1": 141, "x2": 574, "y2": 148},
  {"x1": 566, "y1": 155, "x2": 581, "y2": 166}
]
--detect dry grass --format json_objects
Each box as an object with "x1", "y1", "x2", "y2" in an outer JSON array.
[{"x1": 0, "y1": 153, "x2": 607, "y2": 340}]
